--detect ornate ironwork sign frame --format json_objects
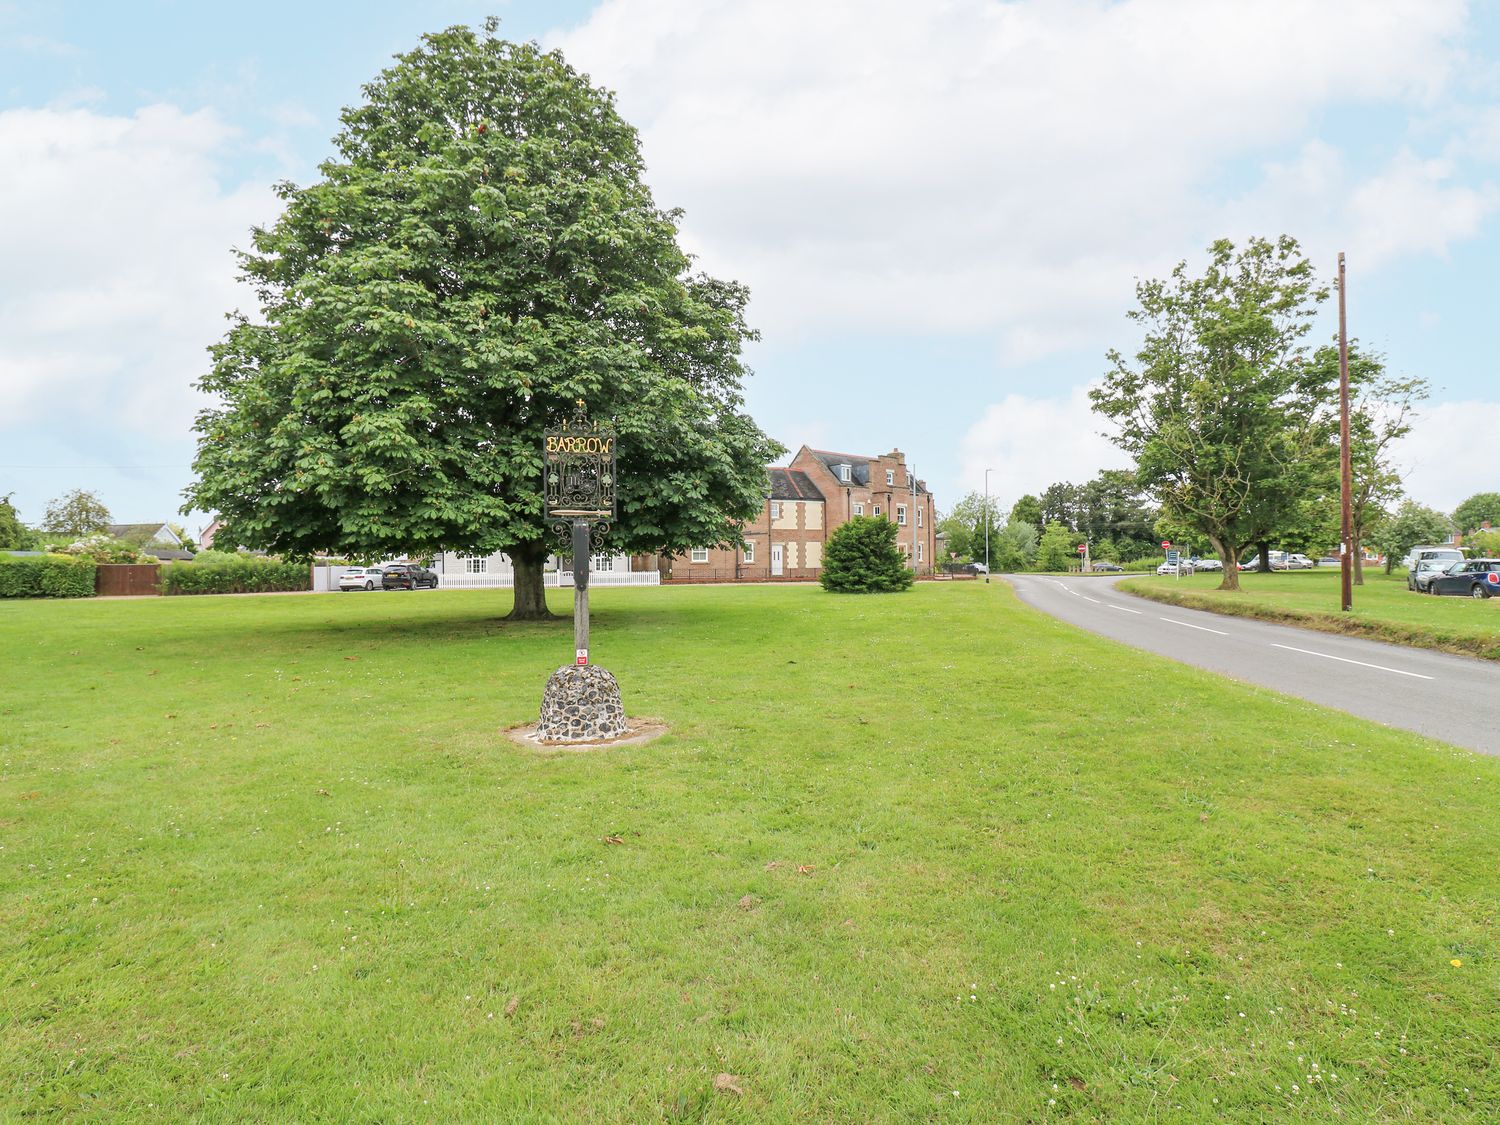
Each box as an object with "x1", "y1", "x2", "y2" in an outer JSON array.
[{"x1": 544, "y1": 401, "x2": 617, "y2": 525}]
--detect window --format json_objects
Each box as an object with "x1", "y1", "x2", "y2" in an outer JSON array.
[
  {"x1": 886, "y1": 469, "x2": 895, "y2": 486},
  {"x1": 916, "y1": 543, "x2": 923, "y2": 562},
  {"x1": 838, "y1": 464, "x2": 851, "y2": 482},
  {"x1": 853, "y1": 503, "x2": 865, "y2": 516},
  {"x1": 896, "y1": 504, "x2": 907, "y2": 526},
  {"x1": 457, "y1": 553, "x2": 487, "y2": 574},
  {"x1": 917, "y1": 506, "x2": 923, "y2": 528},
  {"x1": 591, "y1": 554, "x2": 614, "y2": 572},
  {"x1": 770, "y1": 501, "x2": 782, "y2": 520},
  {"x1": 690, "y1": 548, "x2": 709, "y2": 563},
  {"x1": 743, "y1": 541, "x2": 755, "y2": 564},
  {"x1": 873, "y1": 505, "x2": 881, "y2": 517}
]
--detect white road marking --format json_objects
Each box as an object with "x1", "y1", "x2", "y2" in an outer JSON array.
[
  {"x1": 1160, "y1": 617, "x2": 1228, "y2": 635},
  {"x1": 1108, "y1": 604, "x2": 1143, "y2": 614},
  {"x1": 1080, "y1": 595, "x2": 1102, "y2": 604},
  {"x1": 1269, "y1": 643, "x2": 1434, "y2": 681}
]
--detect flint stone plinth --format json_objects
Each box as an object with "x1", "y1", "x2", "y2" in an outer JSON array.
[{"x1": 536, "y1": 664, "x2": 627, "y2": 742}]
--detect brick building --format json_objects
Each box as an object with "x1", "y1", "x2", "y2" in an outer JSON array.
[{"x1": 672, "y1": 444, "x2": 937, "y2": 581}]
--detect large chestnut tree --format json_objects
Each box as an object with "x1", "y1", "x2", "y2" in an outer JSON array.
[{"x1": 186, "y1": 21, "x2": 781, "y2": 618}]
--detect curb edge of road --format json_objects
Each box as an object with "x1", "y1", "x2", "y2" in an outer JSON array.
[{"x1": 1115, "y1": 579, "x2": 1500, "y2": 666}]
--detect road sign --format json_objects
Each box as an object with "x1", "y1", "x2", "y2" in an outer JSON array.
[
  {"x1": 1077, "y1": 544, "x2": 1087, "y2": 553},
  {"x1": 1166, "y1": 550, "x2": 1179, "y2": 567},
  {"x1": 1162, "y1": 540, "x2": 1171, "y2": 549}
]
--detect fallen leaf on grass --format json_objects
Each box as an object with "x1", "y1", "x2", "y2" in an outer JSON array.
[
  {"x1": 344, "y1": 656, "x2": 359, "y2": 662},
  {"x1": 504, "y1": 996, "x2": 519, "y2": 1017},
  {"x1": 1068, "y1": 1077, "x2": 1087, "y2": 1090},
  {"x1": 255, "y1": 722, "x2": 271, "y2": 728},
  {"x1": 19, "y1": 791, "x2": 41, "y2": 801},
  {"x1": 316, "y1": 788, "x2": 331, "y2": 797},
  {"x1": 602, "y1": 835, "x2": 624, "y2": 845},
  {"x1": 796, "y1": 864, "x2": 816, "y2": 876},
  {"x1": 164, "y1": 713, "x2": 177, "y2": 719},
  {"x1": 763, "y1": 861, "x2": 783, "y2": 871},
  {"x1": 713, "y1": 1073, "x2": 745, "y2": 1096},
  {"x1": 738, "y1": 895, "x2": 757, "y2": 911}
]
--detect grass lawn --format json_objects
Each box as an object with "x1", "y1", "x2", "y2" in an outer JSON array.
[
  {"x1": 1123, "y1": 569, "x2": 1500, "y2": 660},
  {"x1": 3, "y1": 582, "x2": 1498, "y2": 1121}
]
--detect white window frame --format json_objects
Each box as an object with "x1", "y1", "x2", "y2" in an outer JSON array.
[
  {"x1": 916, "y1": 542, "x2": 923, "y2": 562},
  {"x1": 873, "y1": 505, "x2": 882, "y2": 517},
  {"x1": 592, "y1": 554, "x2": 614, "y2": 572},
  {"x1": 770, "y1": 501, "x2": 782, "y2": 520},
  {"x1": 690, "y1": 548, "x2": 709, "y2": 564},
  {"x1": 917, "y1": 506, "x2": 923, "y2": 528},
  {"x1": 896, "y1": 504, "x2": 907, "y2": 526},
  {"x1": 838, "y1": 464, "x2": 851, "y2": 482},
  {"x1": 886, "y1": 469, "x2": 895, "y2": 486},
  {"x1": 853, "y1": 503, "x2": 865, "y2": 516},
  {"x1": 743, "y1": 541, "x2": 755, "y2": 564}
]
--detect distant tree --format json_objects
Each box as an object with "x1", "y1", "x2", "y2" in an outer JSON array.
[
  {"x1": 936, "y1": 491, "x2": 1005, "y2": 563},
  {"x1": 0, "y1": 494, "x2": 35, "y2": 549},
  {"x1": 1009, "y1": 494, "x2": 1043, "y2": 527},
  {"x1": 184, "y1": 21, "x2": 781, "y2": 620},
  {"x1": 1074, "y1": 469, "x2": 1159, "y2": 558},
  {"x1": 43, "y1": 489, "x2": 111, "y2": 538},
  {"x1": 1091, "y1": 236, "x2": 1332, "y2": 591},
  {"x1": 820, "y1": 516, "x2": 914, "y2": 593},
  {"x1": 1452, "y1": 492, "x2": 1500, "y2": 537},
  {"x1": 1034, "y1": 520, "x2": 1077, "y2": 571},
  {"x1": 1468, "y1": 528, "x2": 1500, "y2": 557},
  {"x1": 991, "y1": 519, "x2": 1038, "y2": 572},
  {"x1": 1038, "y1": 482, "x2": 1080, "y2": 530},
  {"x1": 1370, "y1": 501, "x2": 1453, "y2": 574}
]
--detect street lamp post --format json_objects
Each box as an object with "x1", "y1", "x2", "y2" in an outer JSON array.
[{"x1": 983, "y1": 468, "x2": 995, "y2": 584}]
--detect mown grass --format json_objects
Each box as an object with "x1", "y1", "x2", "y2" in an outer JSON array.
[
  {"x1": 1123, "y1": 569, "x2": 1500, "y2": 661},
  {"x1": 2, "y1": 583, "x2": 1497, "y2": 1122}
]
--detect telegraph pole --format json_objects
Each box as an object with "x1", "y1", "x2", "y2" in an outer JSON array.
[{"x1": 1338, "y1": 252, "x2": 1353, "y2": 613}]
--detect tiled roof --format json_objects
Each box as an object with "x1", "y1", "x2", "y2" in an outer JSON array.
[
  {"x1": 808, "y1": 449, "x2": 870, "y2": 486},
  {"x1": 768, "y1": 469, "x2": 824, "y2": 501}
]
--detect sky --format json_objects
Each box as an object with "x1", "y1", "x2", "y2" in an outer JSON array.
[{"x1": 3, "y1": 0, "x2": 1499, "y2": 537}]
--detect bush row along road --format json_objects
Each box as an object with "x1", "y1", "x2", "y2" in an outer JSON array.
[{"x1": 1006, "y1": 573, "x2": 1500, "y2": 756}]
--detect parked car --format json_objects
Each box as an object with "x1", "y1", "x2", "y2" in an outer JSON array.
[
  {"x1": 1268, "y1": 552, "x2": 1315, "y2": 571},
  {"x1": 1411, "y1": 558, "x2": 1457, "y2": 594},
  {"x1": 381, "y1": 563, "x2": 439, "y2": 590},
  {"x1": 1192, "y1": 558, "x2": 1223, "y2": 572},
  {"x1": 1428, "y1": 558, "x2": 1500, "y2": 598},
  {"x1": 337, "y1": 567, "x2": 383, "y2": 591},
  {"x1": 1406, "y1": 546, "x2": 1464, "y2": 589},
  {"x1": 1157, "y1": 560, "x2": 1194, "y2": 575},
  {"x1": 1090, "y1": 561, "x2": 1124, "y2": 572},
  {"x1": 943, "y1": 561, "x2": 986, "y2": 575}
]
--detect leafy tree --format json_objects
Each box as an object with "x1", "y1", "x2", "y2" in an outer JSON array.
[
  {"x1": 184, "y1": 22, "x2": 781, "y2": 619},
  {"x1": 43, "y1": 489, "x2": 111, "y2": 538},
  {"x1": 1074, "y1": 469, "x2": 1158, "y2": 558},
  {"x1": 936, "y1": 491, "x2": 1005, "y2": 563},
  {"x1": 0, "y1": 494, "x2": 35, "y2": 550},
  {"x1": 1370, "y1": 500, "x2": 1453, "y2": 573},
  {"x1": 991, "y1": 519, "x2": 1038, "y2": 572},
  {"x1": 820, "y1": 516, "x2": 914, "y2": 593},
  {"x1": 1009, "y1": 494, "x2": 1042, "y2": 527},
  {"x1": 1452, "y1": 492, "x2": 1500, "y2": 537},
  {"x1": 1091, "y1": 236, "x2": 1331, "y2": 591},
  {"x1": 1467, "y1": 528, "x2": 1500, "y2": 557},
  {"x1": 1038, "y1": 482, "x2": 1079, "y2": 530},
  {"x1": 1034, "y1": 520, "x2": 1077, "y2": 571}
]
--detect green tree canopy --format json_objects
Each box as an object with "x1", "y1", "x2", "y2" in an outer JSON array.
[
  {"x1": 1370, "y1": 500, "x2": 1453, "y2": 574},
  {"x1": 0, "y1": 494, "x2": 35, "y2": 550},
  {"x1": 42, "y1": 489, "x2": 111, "y2": 539},
  {"x1": 991, "y1": 519, "x2": 1038, "y2": 572},
  {"x1": 819, "y1": 516, "x2": 914, "y2": 593},
  {"x1": 1090, "y1": 236, "x2": 1332, "y2": 591},
  {"x1": 935, "y1": 491, "x2": 1005, "y2": 563},
  {"x1": 1452, "y1": 492, "x2": 1500, "y2": 536},
  {"x1": 1009, "y1": 494, "x2": 1042, "y2": 527},
  {"x1": 184, "y1": 21, "x2": 781, "y2": 618},
  {"x1": 1034, "y1": 520, "x2": 1077, "y2": 571}
]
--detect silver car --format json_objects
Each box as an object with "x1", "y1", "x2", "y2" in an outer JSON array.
[{"x1": 337, "y1": 566, "x2": 382, "y2": 591}]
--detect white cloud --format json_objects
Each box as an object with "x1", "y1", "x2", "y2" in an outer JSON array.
[
  {"x1": 957, "y1": 384, "x2": 1132, "y2": 506},
  {"x1": 1392, "y1": 400, "x2": 1500, "y2": 512},
  {"x1": 551, "y1": 0, "x2": 1476, "y2": 357},
  {"x1": 0, "y1": 104, "x2": 276, "y2": 434}
]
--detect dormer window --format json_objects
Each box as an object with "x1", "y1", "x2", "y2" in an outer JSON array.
[
  {"x1": 886, "y1": 469, "x2": 895, "y2": 486},
  {"x1": 838, "y1": 463, "x2": 851, "y2": 482}
]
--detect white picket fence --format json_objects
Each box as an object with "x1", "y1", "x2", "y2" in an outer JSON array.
[{"x1": 439, "y1": 570, "x2": 659, "y2": 589}]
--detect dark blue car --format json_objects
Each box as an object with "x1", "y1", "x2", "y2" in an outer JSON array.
[{"x1": 1428, "y1": 558, "x2": 1500, "y2": 598}]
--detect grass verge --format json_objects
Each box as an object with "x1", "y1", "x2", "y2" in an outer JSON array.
[
  {"x1": 1122, "y1": 570, "x2": 1500, "y2": 661},
  {"x1": 3, "y1": 583, "x2": 1497, "y2": 1121}
]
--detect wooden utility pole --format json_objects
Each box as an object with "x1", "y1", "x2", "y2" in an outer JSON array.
[{"x1": 1338, "y1": 252, "x2": 1353, "y2": 613}]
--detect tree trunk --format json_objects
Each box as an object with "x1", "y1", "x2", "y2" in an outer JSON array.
[
  {"x1": 1256, "y1": 540, "x2": 1271, "y2": 575},
  {"x1": 1209, "y1": 534, "x2": 1241, "y2": 591},
  {"x1": 507, "y1": 545, "x2": 554, "y2": 621},
  {"x1": 1352, "y1": 532, "x2": 1365, "y2": 585}
]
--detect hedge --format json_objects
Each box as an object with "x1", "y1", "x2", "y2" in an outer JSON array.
[
  {"x1": 0, "y1": 554, "x2": 97, "y2": 598},
  {"x1": 159, "y1": 556, "x2": 310, "y2": 595}
]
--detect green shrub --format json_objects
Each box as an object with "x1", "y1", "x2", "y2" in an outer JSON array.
[
  {"x1": 820, "y1": 517, "x2": 915, "y2": 594},
  {"x1": 159, "y1": 554, "x2": 310, "y2": 595},
  {"x1": 0, "y1": 554, "x2": 97, "y2": 598},
  {"x1": 45, "y1": 533, "x2": 156, "y2": 564}
]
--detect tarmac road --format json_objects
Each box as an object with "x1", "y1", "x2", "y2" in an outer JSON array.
[{"x1": 1005, "y1": 573, "x2": 1500, "y2": 756}]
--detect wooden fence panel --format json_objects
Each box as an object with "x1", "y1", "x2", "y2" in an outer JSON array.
[{"x1": 96, "y1": 564, "x2": 161, "y2": 596}]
